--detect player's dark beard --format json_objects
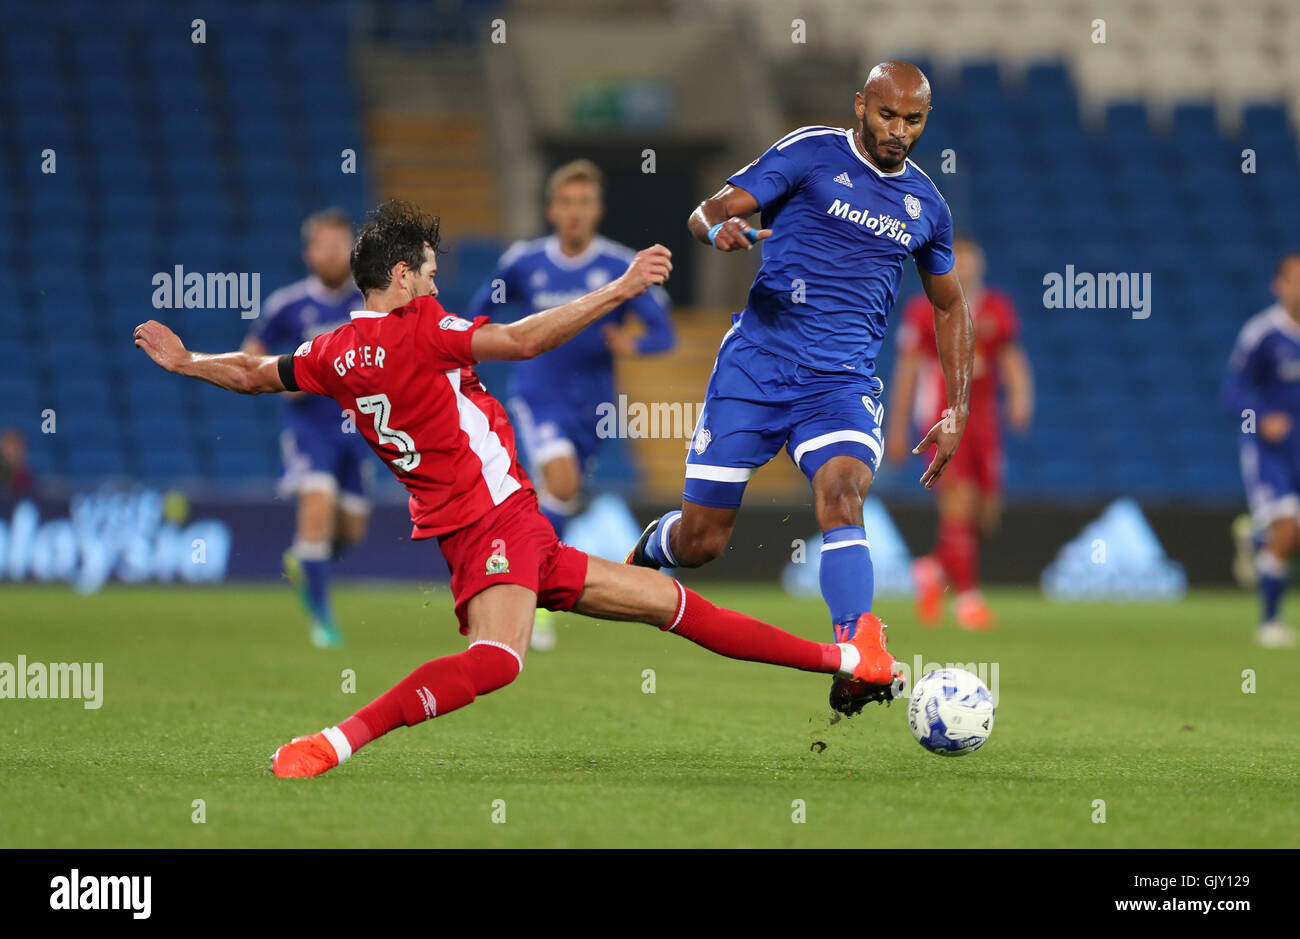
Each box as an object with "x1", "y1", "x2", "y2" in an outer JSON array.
[
  {"x1": 856, "y1": 128, "x2": 908, "y2": 170},
  {"x1": 873, "y1": 138, "x2": 908, "y2": 168}
]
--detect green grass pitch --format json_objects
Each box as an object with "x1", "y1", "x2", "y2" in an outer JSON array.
[{"x1": 1, "y1": 582, "x2": 1297, "y2": 848}]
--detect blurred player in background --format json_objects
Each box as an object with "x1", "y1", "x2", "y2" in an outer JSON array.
[
  {"x1": 1224, "y1": 251, "x2": 1300, "y2": 648},
  {"x1": 887, "y1": 233, "x2": 1033, "y2": 630},
  {"x1": 133, "y1": 201, "x2": 900, "y2": 779},
  {"x1": 242, "y1": 209, "x2": 367, "y2": 648},
  {"x1": 0, "y1": 427, "x2": 34, "y2": 496},
  {"x1": 467, "y1": 159, "x2": 675, "y2": 651},
  {"x1": 627, "y1": 62, "x2": 973, "y2": 716}
]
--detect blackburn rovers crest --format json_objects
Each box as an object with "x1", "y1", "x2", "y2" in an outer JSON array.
[{"x1": 486, "y1": 553, "x2": 510, "y2": 575}]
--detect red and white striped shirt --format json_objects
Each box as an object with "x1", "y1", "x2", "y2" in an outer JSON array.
[{"x1": 288, "y1": 296, "x2": 532, "y2": 538}]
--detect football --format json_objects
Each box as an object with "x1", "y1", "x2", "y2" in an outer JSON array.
[{"x1": 907, "y1": 668, "x2": 996, "y2": 756}]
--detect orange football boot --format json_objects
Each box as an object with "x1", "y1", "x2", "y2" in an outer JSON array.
[
  {"x1": 829, "y1": 612, "x2": 906, "y2": 715},
  {"x1": 955, "y1": 591, "x2": 997, "y2": 631},
  {"x1": 272, "y1": 732, "x2": 340, "y2": 779}
]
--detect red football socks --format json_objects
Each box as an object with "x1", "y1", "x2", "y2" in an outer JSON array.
[
  {"x1": 936, "y1": 518, "x2": 978, "y2": 593},
  {"x1": 336, "y1": 640, "x2": 521, "y2": 754},
  {"x1": 662, "y1": 583, "x2": 842, "y2": 674},
  {"x1": 326, "y1": 588, "x2": 850, "y2": 764}
]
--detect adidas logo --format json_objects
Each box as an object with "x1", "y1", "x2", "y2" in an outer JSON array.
[{"x1": 833, "y1": 172, "x2": 853, "y2": 188}]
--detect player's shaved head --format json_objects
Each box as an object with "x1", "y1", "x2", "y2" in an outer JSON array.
[
  {"x1": 853, "y1": 60, "x2": 933, "y2": 172},
  {"x1": 862, "y1": 61, "x2": 931, "y2": 106}
]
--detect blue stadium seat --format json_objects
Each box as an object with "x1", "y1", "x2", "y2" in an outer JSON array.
[{"x1": 138, "y1": 448, "x2": 202, "y2": 479}]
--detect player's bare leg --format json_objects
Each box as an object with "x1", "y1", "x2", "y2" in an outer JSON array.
[
  {"x1": 1257, "y1": 515, "x2": 1298, "y2": 648},
  {"x1": 532, "y1": 454, "x2": 584, "y2": 651},
  {"x1": 272, "y1": 584, "x2": 532, "y2": 778},
  {"x1": 626, "y1": 501, "x2": 737, "y2": 569},
  {"x1": 335, "y1": 504, "x2": 369, "y2": 553},
  {"x1": 540, "y1": 453, "x2": 582, "y2": 512},
  {"x1": 978, "y1": 493, "x2": 1002, "y2": 540},
  {"x1": 284, "y1": 488, "x2": 346, "y2": 648},
  {"x1": 807, "y1": 456, "x2": 903, "y2": 714}
]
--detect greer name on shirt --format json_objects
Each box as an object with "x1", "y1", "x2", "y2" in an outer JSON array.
[{"x1": 332, "y1": 344, "x2": 387, "y2": 376}]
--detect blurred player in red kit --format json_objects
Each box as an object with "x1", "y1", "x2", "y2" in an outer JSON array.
[
  {"x1": 886, "y1": 234, "x2": 1033, "y2": 629},
  {"x1": 134, "y1": 201, "x2": 903, "y2": 778}
]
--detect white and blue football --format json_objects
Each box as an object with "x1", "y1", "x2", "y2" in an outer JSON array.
[{"x1": 907, "y1": 668, "x2": 996, "y2": 756}]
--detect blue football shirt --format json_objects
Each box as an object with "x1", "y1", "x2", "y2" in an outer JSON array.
[
  {"x1": 466, "y1": 234, "x2": 674, "y2": 407},
  {"x1": 1226, "y1": 304, "x2": 1300, "y2": 435},
  {"x1": 727, "y1": 125, "x2": 954, "y2": 377}
]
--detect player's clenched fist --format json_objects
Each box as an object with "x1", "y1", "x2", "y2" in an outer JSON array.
[
  {"x1": 134, "y1": 320, "x2": 188, "y2": 372},
  {"x1": 617, "y1": 244, "x2": 673, "y2": 296},
  {"x1": 711, "y1": 217, "x2": 772, "y2": 252}
]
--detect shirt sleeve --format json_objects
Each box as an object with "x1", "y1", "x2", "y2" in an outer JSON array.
[
  {"x1": 726, "y1": 136, "x2": 808, "y2": 210},
  {"x1": 288, "y1": 336, "x2": 329, "y2": 396},
  {"x1": 1224, "y1": 327, "x2": 1263, "y2": 417},
  {"x1": 913, "y1": 198, "x2": 955, "y2": 276},
  {"x1": 416, "y1": 299, "x2": 490, "y2": 369},
  {"x1": 626, "y1": 285, "x2": 675, "y2": 356}
]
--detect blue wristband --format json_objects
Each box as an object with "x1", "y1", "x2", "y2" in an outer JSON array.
[{"x1": 707, "y1": 222, "x2": 760, "y2": 245}]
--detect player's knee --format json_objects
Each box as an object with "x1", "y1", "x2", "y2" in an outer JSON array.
[
  {"x1": 547, "y1": 477, "x2": 580, "y2": 503},
  {"x1": 815, "y1": 479, "x2": 864, "y2": 527},
  {"x1": 1273, "y1": 521, "x2": 1300, "y2": 557}
]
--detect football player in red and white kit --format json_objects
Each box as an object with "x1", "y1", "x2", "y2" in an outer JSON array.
[
  {"x1": 886, "y1": 234, "x2": 1033, "y2": 630},
  {"x1": 134, "y1": 201, "x2": 904, "y2": 778}
]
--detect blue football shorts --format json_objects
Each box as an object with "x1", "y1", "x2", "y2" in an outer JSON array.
[
  {"x1": 1240, "y1": 435, "x2": 1300, "y2": 531},
  {"x1": 683, "y1": 322, "x2": 885, "y2": 509},
  {"x1": 279, "y1": 412, "x2": 374, "y2": 512},
  {"x1": 507, "y1": 392, "x2": 602, "y2": 476}
]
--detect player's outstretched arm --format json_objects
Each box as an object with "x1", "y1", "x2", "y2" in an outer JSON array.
[
  {"x1": 999, "y1": 343, "x2": 1035, "y2": 432},
  {"x1": 470, "y1": 245, "x2": 672, "y2": 362},
  {"x1": 914, "y1": 268, "x2": 974, "y2": 489},
  {"x1": 687, "y1": 184, "x2": 772, "y2": 251},
  {"x1": 134, "y1": 320, "x2": 286, "y2": 395}
]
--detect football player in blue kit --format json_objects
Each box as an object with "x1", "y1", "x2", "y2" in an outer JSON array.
[
  {"x1": 468, "y1": 160, "x2": 676, "y2": 650},
  {"x1": 242, "y1": 209, "x2": 369, "y2": 648},
  {"x1": 1225, "y1": 251, "x2": 1300, "y2": 648},
  {"x1": 628, "y1": 62, "x2": 975, "y2": 715}
]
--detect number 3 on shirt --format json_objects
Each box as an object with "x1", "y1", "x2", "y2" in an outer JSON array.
[{"x1": 356, "y1": 394, "x2": 420, "y2": 472}]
